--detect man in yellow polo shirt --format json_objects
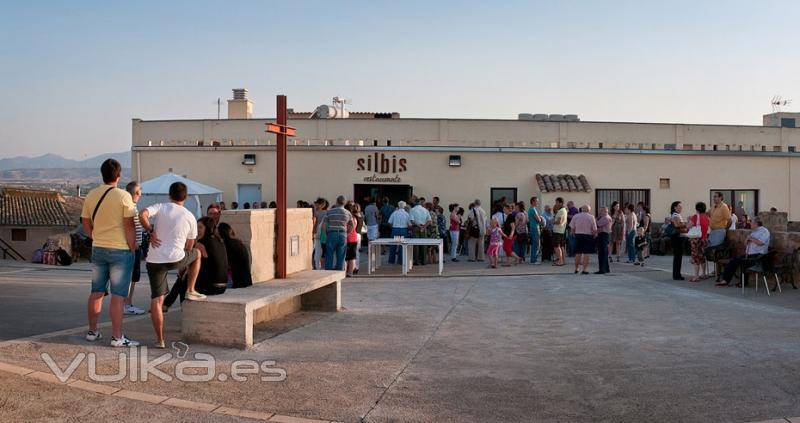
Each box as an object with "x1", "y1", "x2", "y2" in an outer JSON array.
[
  {"x1": 708, "y1": 191, "x2": 731, "y2": 247},
  {"x1": 81, "y1": 159, "x2": 139, "y2": 347}
]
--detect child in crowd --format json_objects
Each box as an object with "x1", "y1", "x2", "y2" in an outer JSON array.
[
  {"x1": 487, "y1": 217, "x2": 502, "y2": 269},
  {"x1": 635, "y1": 226, "x2": 648, "y2": 266}
]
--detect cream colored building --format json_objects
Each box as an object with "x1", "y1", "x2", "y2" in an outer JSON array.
[{"x1": 132, "y1": 91, "x2": 800, "y2": 221}]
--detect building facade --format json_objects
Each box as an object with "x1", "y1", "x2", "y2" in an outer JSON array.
[{"x1": 131, "y1": 93, "x2": 800, "y2": 221}]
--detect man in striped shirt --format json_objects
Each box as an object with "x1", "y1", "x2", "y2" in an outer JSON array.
[
  {"x1": 124, "y1": 181, "x2": 146, "y2": 315},
  {"x1": 322, "y1": 195, "x2": 354, "y2": 271}
]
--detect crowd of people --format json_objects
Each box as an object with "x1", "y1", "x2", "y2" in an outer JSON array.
[
  {"x1": 311, "y1": 192, "x2": 773, "y2": 287},
  {"x1": 81, "y1": 159, "x2": 252, "y2": 348},
  {"x1": 82, "y1": 158, "x2": 767, "y2": 347},
  {"x1": 310, "y1": 194, "x2": 661, "y2": 274}
]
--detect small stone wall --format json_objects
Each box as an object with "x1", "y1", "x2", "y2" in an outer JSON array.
[
  {"x1": 788, "y1": 221, "x2": 800, "y2": 232},
  {"x1": 727, "y1": 229, "x2": 800, "y2": 255},
  {"x1": 757, "y1": 211, "x2": 788, "y2": 233},
  {"x1": 220, "y1": 208, "x2": 313, "y2": 283}
]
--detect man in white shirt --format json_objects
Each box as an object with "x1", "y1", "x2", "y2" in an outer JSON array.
[
  {"x1": 409, "y1": 197, "x2": 432, "y2": 265},
  {"x1": 139, "y1": 182, "x2": 204, "y2": 348},
  {"x1": 717, "y1": 218, "x2": 770, "y2": 287},
  {"x1": 388, "y1": 201, "x2": 410, "y2": 264}
]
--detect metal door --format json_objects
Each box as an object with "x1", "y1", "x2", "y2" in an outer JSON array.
[{"x1": 237, "y1": 184, "x2": 262, "y2": 206}]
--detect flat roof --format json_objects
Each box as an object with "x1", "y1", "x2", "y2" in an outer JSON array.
[
  {"x1": 131, "y1": 117, "x2": 794, "y2": 130},
  {"x1": 131, "y1": 144, "x2": 800, "y2": 157}
]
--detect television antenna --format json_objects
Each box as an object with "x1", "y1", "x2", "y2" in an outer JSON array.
[
  {"x1": 332, "y1": 96, "x2": 352, "y2": 111},
  {"x1": 771, "y1": 95, "x2": 792, "y2": 113}
]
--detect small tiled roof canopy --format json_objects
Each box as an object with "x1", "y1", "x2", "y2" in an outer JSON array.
[
  {"x1": 0, "y1": 188, "x2": 74, "y2": 226},
  {"x1": 535, "y1": 174, "x2": 592, "y2": 193}
]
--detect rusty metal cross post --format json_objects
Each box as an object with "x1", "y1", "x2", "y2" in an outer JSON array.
[{"x1": 266, "y1": 95, "x2": 296, "y2": 279}]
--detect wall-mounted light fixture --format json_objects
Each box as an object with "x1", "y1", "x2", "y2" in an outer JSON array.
[
  {"x1": 449, "y1": 155, "x2": 462, "y2": 167},
  {"x1": 242, "y1": 154, "x2": 256, "y2": 165}
]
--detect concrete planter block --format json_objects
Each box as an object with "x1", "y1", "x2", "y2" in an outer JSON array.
[{"x1": 220, "y1": 208, "x2": 312, "y2": 283}]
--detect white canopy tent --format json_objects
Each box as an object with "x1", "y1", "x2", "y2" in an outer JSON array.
[{"x1": 138, "y1": 173, "x2": 222, "y2": 218}]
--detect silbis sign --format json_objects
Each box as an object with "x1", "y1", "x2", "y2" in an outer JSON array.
[{"x1": 357, "y1": 153, "x2": 407, "y2": 183}]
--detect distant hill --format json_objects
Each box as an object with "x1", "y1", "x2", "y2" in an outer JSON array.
[
  {"x1": 0, "y1": 168, "x2": 131, "y2": 181},
  {"x1": 0, "y1": 151, "x2": 130, "y2": 171}
]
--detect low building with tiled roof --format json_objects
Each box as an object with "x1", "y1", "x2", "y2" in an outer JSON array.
[
  {"x1": 535, "y1": 174, "x2": 592, "y2": 193},
  {"x1": 0, "y1": 187, "x2": 79, "y2": 261}
]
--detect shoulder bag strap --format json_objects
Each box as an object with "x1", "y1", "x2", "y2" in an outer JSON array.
[{"x1": 91, "y1": 187, "x2": 116, "y2": 223}]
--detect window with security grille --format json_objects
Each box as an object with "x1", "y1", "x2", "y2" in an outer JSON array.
[{"x1": 595, "y1": 189, "x2": 650, "y2": 213}]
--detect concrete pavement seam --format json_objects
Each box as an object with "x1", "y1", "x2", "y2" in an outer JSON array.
[{"x1": 360, "y1": 280, "x2": 478, "y2": 422}]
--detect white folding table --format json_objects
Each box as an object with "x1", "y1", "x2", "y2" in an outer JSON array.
[
  {"x1": 367, "y1": 238, "x2": 444, "y2": 276},
  {"x1": 401, "y1": 238, "x2": 444, "y2": 276}
]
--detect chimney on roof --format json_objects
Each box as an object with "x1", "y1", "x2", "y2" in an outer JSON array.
[{"x1": 228, "y1": 88, "x2": 253, "y2": 119}]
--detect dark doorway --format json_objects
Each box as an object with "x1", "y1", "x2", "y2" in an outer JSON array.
[
  {"x1": 354, "y1": 184, "x2": 413, "y2": 209},
  {"x1": 491, "y1": 188, "x2": 517, "y2": 206}
]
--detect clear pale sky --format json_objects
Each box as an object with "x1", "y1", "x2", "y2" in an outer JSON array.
[{"x1": 1, "y1": 0, "x2": 798, "y2": 159}]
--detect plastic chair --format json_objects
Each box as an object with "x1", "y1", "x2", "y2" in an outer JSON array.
[{"x1": 743, "y1": 251, "x2": 778, "y2": 296}]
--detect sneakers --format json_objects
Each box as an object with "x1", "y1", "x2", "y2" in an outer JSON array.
[
  {"x1": 124, "y1": 304, "x2": 145, "y2": 315},
  {"x1": 110, "y1": 335, "x2": 140, "y2": 348},
  {"x1": 186, "y1": 290, "x2": 207, "y2": 300},
  {"x1": 88, "y1": 331, "x2": 141, "y2": 348},
  {"x1": 153, "y1": 339, "x2": 166, "y2": 349}
]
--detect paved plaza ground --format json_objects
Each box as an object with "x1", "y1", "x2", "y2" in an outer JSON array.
[{"x1": 1, "y1": 254, "x2": 800, "y2": 422}]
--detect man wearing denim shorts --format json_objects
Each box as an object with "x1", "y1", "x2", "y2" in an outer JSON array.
[
  {"x1": 81, "y1": 159, "x2": 140, "y2": 347},
  {"x1": 139, "y1": 182, "x2": 204, "y2": 348}
]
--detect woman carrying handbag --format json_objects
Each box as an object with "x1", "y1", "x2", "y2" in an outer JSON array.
[{"x1": 686, "y1": 202, "x2": 710, "y2": 282}]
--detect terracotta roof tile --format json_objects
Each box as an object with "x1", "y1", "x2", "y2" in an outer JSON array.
[
  {"x1": 535, "y1": 174, "x2": 592, "y2": 193},
  {"x1": 0, "y1": 188, "x2": 75, "y2": 227}
]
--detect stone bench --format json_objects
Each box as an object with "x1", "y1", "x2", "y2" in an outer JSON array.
[{"x1": 181, "y1": 270, "x2": 344, "y2": 348}]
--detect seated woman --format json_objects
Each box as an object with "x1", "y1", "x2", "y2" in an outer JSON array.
[
  {"x1": 162, "y1": 217, "x2": 228, "y2": 311},
  {"x1": 218, "y1": 222, "x2": 253, "y2": 288},
  {"x1": 194, "y1": 217, "x2": 229, "y2": 296}
]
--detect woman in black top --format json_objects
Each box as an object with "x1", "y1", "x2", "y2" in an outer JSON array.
[
  {"x1": 352, "y1": 202, "x2": 365, "y2": 274},
  {"x1": 218, "y1": 222, "x2": 252, "y2": 288},
  {"x1": 669, "y1": 201, "x2": 687, "y2": 281},
  {"x1": 162, "y1": 217, "x2": 228, "y2": 310},
  {"x1": 195, "y1": 217, "x2": 228, "y2": 296}
]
